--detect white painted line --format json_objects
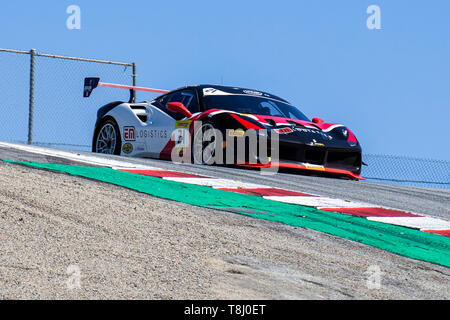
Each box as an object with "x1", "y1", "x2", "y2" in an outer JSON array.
[
  {"x1": 367, "y1": 216, "x2": 450, "y2": 230},
  {"x1": 163, "y1": 177, "x2": 271, "y2": 189},
  {"x1": 263, "y1": 196, "x2": 373, "y2": 208},
  {"x1": 0, "y1": 142, "x2": 159, "y2": 170}
]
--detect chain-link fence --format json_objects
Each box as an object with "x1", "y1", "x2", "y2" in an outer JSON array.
[
  {"x1": 362, "y1": 154, "x2": 450, "y2": 189},
  {"x1": 0, "y1": 48, "x2": 449, "y2": 190},
  {"x1": 0, "y1": 48, "x2": 136, "y2": 151}
]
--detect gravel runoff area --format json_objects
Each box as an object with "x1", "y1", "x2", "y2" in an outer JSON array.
[{"x1": 0, "y1": 161, "x2": 449, "y2": 300}]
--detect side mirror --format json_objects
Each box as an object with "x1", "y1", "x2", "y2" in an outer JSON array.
[
  {"x1": 167, "y1": 102, "x2": 193, "y2": 118},
  {"x1": 312, "y1": 117, "x2": 324, "y2": 124}
]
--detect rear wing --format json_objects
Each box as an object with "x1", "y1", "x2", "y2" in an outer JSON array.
[{"x1": 83, "y1": 77, "x2": 169, "y2": 102}]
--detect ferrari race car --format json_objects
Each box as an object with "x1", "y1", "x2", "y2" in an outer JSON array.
[{"x1": 84, "y1": 78, "x2": 363, "y2": 179}]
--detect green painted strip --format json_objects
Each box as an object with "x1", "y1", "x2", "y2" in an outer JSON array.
[{"x1": 5, "y1": 160, "x2": 450, "y2": 267}]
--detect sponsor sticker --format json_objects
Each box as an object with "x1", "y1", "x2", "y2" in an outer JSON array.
[
  {"x1": 228, "y1": 129, "x2": 246, "y2": 137},
  {"x1": 243, "y1": 90, "x2": 263, "y2": 96},
  {"x1": 304, "y1": 164, "x2": 325, "y2": 171},
  {"x1": 123, "y1": 127, "x2": 136, "y2": 141},
  {"x1": 175, "y1": 120, "x2": 192, "y2": 129},
  {"x1": 295, "y1": 127, "x2": 332, "y2": 140},
  {"x1": 275, "y1": 127, "x2": 294, "y2": 134},
  {"x1": 122, "y1": 143, "x2": 133, "y2": 154},
  {"x1": 137, "y1": 129, "x2": 168, "y2": 139}
]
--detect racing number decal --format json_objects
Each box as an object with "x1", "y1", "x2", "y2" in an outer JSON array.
[
  {"x1": 173, "y1": 129, "x2": 189, "y2": 147},
  {"x1": 174, "y1": 120, "x2": 192, "y2": 148}
]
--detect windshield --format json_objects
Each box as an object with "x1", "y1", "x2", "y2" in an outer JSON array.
[{"x1": 202, "y1": 94, "x2": 310, "y2": 122}]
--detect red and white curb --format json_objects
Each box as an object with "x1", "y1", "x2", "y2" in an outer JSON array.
[
  {"x1": 0, "y1": 142, "x2": 161, "y2": 170},
  {"x1": 1, "y1": 142, "x2": 449, "y2": 237},
  {"x1": 117, "y1": 168, "x2": 450, "y2": 238}
]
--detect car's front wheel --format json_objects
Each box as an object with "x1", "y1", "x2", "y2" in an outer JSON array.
[
  {"x1": 92, "y1": 118, "x2": 122, "y2": 155},
  {"x1": 192, "y1": 121, "x2": 222, "y2": 165}
]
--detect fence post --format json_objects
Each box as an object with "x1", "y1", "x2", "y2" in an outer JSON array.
[
  {"x1": 132, "y1": 62, "x2": 137, "y2": 103},
  {"x1": 132, "y1": 62, "x2": 137, "y2": 86},
  {"x1": 28, "y1": 48, "x2": 36, "y2": 145}
]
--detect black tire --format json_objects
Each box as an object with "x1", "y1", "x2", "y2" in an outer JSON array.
[{"x1": 92, "y1": 117, "x2": 122, "y2": 155}]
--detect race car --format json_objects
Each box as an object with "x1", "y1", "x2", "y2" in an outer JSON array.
[{"x1": 84, "y1": 77, "x2": 363, "y2": 179}]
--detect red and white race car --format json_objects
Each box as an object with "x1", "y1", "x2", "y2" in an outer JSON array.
[{"x1": 84, "y1": 78, "x2": 363, "y2": 179}]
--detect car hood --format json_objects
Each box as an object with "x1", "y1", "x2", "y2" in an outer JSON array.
[
  {"x1": 195, "y1": 109, "x2": 358, "y2": 146},
  {"x1": 248, "y1": 114, "x2": 340, "y2": 131},
  {"x1": 246, "y1": 114, "x2": 359, "y2": 147}
]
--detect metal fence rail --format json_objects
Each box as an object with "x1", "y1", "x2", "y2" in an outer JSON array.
[{"x1": 0, "y1": 48, "x2": 449, "y2": 190}]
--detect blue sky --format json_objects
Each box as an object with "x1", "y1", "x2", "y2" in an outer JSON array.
[{"x1": 1, "y1": 0, "x2": 450, "y2": 160}]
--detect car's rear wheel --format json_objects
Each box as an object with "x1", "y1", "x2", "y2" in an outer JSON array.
[{"x1": 93, "y1": 118, "x2": 122, "y2": 155}]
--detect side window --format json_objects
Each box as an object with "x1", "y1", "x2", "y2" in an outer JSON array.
[
  {"x1": 157, "y1": 94, "x2": 169, "y2": 106},
  {"x1": 168, "y1": 90, "x2": 199, "y2": 114},
  {"x1": 155, "y1": 90, "x2": 199, "y2": 120}
]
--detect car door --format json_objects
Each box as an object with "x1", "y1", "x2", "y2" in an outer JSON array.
[{"x1": 151, "y1": 89, "x2": 200, "y2": 159}]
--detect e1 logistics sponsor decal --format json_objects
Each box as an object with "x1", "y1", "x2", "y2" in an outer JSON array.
[
  {"x1": 137, "y1": 129, "x2": 169, "y2": 139},
  {"x1": 123, "y1": 127, "x2": 136, "y2": 141}
]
